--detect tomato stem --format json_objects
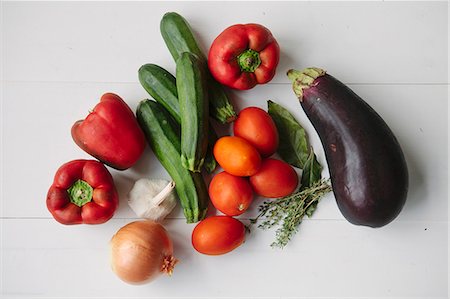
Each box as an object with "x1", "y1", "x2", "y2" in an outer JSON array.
[{"x1": 237, "y1": 49, "x2": 261, "y2": 72}]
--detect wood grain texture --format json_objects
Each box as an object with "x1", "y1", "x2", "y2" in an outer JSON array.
[
  {"x1": 1, "y1": 1, "x2": 448, "y2": 298},
  {"x1": 2, "y1": 2, "x2": 448, "y2": 84},
  {"x1": 2, "y1": 219, "x2": 448, "y2": 298}
]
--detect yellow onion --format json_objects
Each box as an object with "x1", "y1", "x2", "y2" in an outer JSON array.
[{"x1": 110, "y1": 220, "x2": 177, "y2": 284}]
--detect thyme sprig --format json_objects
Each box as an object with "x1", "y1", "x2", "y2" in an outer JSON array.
[{"x1": 250, "y1": 179, "x2": 332, "y2": 248}]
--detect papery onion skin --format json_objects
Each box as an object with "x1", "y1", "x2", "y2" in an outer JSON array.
[{"x1": 110, "y1": 220, "x2": 177, "y2": 285}]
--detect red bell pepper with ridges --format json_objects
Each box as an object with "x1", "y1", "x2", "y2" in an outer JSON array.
[
  {"x1": 208, "y1": 23, "x2": 280, "y2": 90},
  {"x1": 71, "y1": 93, "x2": 146, "y2": 170},
  {"x1": 46, "y1": 159, "x2": 119, "y2": 225}
]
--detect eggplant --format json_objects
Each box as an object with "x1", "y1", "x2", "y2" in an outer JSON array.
[{"x1": 288, "y1": 67, "x2": 408, "y2": 227}]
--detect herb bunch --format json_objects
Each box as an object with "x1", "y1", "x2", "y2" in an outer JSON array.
[
  {"x1": 248, "y1": 100, "x2": 333, "y2": 248},
  {"x1": 250, "y1": 179, "x2": 331, "y2": 248}
]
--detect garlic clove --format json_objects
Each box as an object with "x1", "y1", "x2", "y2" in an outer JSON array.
[{"x1": 128, "y1": 178, "x2": 178, "y2": 222}]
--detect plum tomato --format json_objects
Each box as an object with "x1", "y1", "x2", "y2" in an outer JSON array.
[
  {"x1": 213, "y1": 136, "x2": 261, "y2": 176},
  {"x1": 209, "y1": 171, "x2": 253, "y2": 216},
  {"x1": 233, "y1": 107, "x2": 279, "y2": 157},
  {"x1": 250, "y1": 158, "x2": 298, "y2": 198},
  {"x1": 192, "y1": 216, "x2": 245, "y2": 255}
]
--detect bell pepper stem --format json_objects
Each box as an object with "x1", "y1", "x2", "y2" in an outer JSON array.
[
  {"x1": 67, "y1": 179, "x2": 93, "y2": 207},
  {"x1": 237, "y1": 49, "x2": 261, "y2": 72}
]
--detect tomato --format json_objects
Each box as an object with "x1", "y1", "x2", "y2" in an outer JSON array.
[
  {"x1": 213, "y1": 136, "x2": 261, "y2": 177},
  {"x1": 209, "y1": 171, "x2": 253, "y2": 216},
  {"x1": 233, "y1": 107, "x2": 279, "y2": 157},
  {"x1": 250, "y1": 158, "x2": 298, "y2": 198},
  {"x1": 192, "y1": 216, "x2": 245, "y2": 255}
]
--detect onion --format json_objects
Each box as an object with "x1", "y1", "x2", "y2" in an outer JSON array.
[{"x1": 110, "y1": 220, "x2": 178, "y2": 284}]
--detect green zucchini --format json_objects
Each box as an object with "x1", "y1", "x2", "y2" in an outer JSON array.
[
  {"x1": 138, "y1": 64, "x2": 180, "y2": 124},
  {"x1": 160, "y1": 12, "x2": 237, "y2": 124},
  {"x1": 138, "y1": 63, "x2": 217, "y2": 173},
  {"x1": 176, "y1": 52, "x2": 209, "y2": 172},
  {"x1": 204, "y1": 126, "x2": 218, "y2": 173},
  {"x1": 160, "y1": 12, "x2": 206, "y2": 62},
  {"x1": 136, "y1": 99, "x2": 209, "y2": 223}
]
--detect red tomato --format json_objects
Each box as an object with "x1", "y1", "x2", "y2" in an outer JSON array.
[
  {"x1": 192, "y1": 216, "x2": 245, "y2": 255},
  {"x1": 209, "y1": 171, "x2": 253, "y2": 216},
  {"x1": 250, "y1": 158, "x2": 298, "y2": 198},
  {"x1": 233, "y1": 107, "x2": 279, "y2": 157},
  {"x1": 213, "y1": 136, "x2": 261, "y2": 176}
]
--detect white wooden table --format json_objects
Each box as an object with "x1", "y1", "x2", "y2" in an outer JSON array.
[{"x1": 2, "y1": 1, "x2": 449, "y2": 298}]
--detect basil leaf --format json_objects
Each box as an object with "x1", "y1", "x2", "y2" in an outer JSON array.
[
  {"x1": 301, "y1": 150, "x2": 323, "y2": 217},
  {"x1": 267, "y1": 100, "x2": 309, "y2": 168},
  {"x1": 300, "y1": 149, "x2": 323, "y2": 190},
  {"x1": 267, "y1": 100, "x2": 325, "y2": 220}
]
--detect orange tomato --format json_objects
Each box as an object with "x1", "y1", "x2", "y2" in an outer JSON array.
[
  {"x1": 213, "y1": 136, "x2": 261, "y2": 177},
  {"x1": 209, "y1": 171, "x2": 253, "y2": 216},
  {"x1": 192, "y1": 216, "x2": 245, "y2": 255},
  {"x1": 250, "y1": 158, "x2": 298, "y2": 198},
  {"x1": 233, "y1": 107, "x2": 279, "y2": 157}
]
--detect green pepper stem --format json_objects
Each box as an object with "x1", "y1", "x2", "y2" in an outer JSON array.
[
  {"x1": 237, "y1": 49, "x2": 261, "y2": 72},
  {"x1": 67, "y1": 179, "x2": 93, "y2": 207}
]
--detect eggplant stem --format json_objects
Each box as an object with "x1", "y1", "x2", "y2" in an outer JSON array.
[{"x1": 287, "y1": 67, "x2": 326, "y2": 101}]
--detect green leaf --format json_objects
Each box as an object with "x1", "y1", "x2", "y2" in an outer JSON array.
[
  {"x1": 267, "y1": 100, "x2": 309, "y2": 168},
  {"x1": 305, "y1": 201, "x2": 319, "y2": 218},
  {"x1": 300, "y1": 149, "x2": 323, "y2": 190}
]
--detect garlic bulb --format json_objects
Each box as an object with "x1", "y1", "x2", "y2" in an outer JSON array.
[{"x1": 128, "y1": 178, "x2": 177, "y2": 222}]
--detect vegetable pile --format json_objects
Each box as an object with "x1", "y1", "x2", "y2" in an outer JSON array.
[{"x1": 45, "y1": 11, "x2": 408, "y2": 285}]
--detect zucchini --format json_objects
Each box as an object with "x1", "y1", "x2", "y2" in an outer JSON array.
[
  {"x1": 139, "y1": 63, "x2": 217, "y2": 172},
  {"x1": 176, "y1": 52, "x2": 209, "y2": 172},
  {"x1": 138, "y1": 64, "x2": 180, "y2": 124},
  {"x1": 160, "y1": 12, "x2": 206, "y2": 62},
  {"x1": 160, "y1": 12, "x2": 237, "y2": 124},
  {"x1": 204, "y1": 126, "x2": 218, "y2": 173},
  {"x1": 136, "y1": 99, "x2": 209, "y2": 223}
]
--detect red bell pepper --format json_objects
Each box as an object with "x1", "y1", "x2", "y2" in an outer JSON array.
[
  {"x1": 208, "y1": 23, "x2": 280, "y2": 90},
  {"x1": 46, "y1": 159, "x2": 119, "y2": 225},
  {"x1": 72, "y1": 93, "x2": 146, "y2": 170}
]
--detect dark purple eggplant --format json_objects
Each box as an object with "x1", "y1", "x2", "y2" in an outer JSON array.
[{"x1": 288, "y1": 67, "x2": 408, "y2": 227}]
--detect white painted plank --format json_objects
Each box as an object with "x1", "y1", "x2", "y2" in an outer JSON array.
[
  {"x1": 2, "y1": 81, "x2": 448, "y2": 223},
  {"x1": 1, "y1": 2, "x2": 448, "y2": 297},
  {"x1": 1, "y1": 218, "x2": 448, "y2": 298},
  {"x1": 2, "y1": 2, "x2": 448, "y2": 84}
]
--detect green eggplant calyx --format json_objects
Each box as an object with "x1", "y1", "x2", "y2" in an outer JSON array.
[
  {"x1": 238, "y1": 49, "x2": 261, "y2": 72},
  {"x1": 287, "y1": 67, "x2": 326, "y2": 101},
  {"x1": 67, "y1": 179, "x2": 93, "y2": 207}
]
